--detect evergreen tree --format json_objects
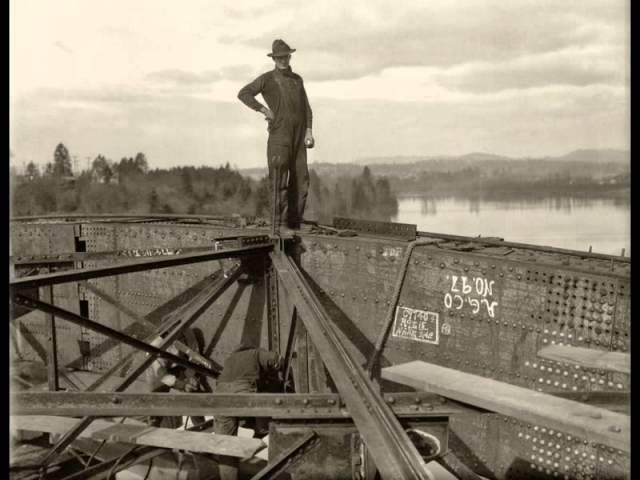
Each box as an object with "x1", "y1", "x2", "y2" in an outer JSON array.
[
  {"x1": 134, "y1": 152, "x2": 149, "y2": 173},
  {"x1": 91, "y1": 155, "x2": 114, "y2": 183},
  {"x1": 53, "y1": 143, "x2": 73, "y2": 177},
  {"x1": 26, "y1": 162, "x2": 40, "y2": 180}
]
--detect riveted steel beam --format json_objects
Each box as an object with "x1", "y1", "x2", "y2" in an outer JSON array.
[
  {"x1": 10, "y1": 246, "x2": 212, "y2": 265},
  {"x1": 10, "y1": 235, "x2": 270, "y2": 266},
  {"x1": 10, "y1": 243, "x2": 272, "y2": 290},
  {"x1": 10, "y1": 391, "x2": 477, "y2": 418},
  {"x1": 43, "y1": 270, "x2": 59, "y2": 391},
  {"x1": 266, "y1": 257, "x2": 281, "y2": 353},
  {"x1": 333, "y1": 216, "x2": 417, "y2": 241},
  {"x1": 282, "y1": 307, "x2": 297, "y2": 392},
  {"x1": 272, "y1": 251, "x2": 434, "y2": 480},
  {"x1": 11, "y1": 213, "x2": 233, "y2": 222},
  {"x1": 416, "y1": 230, "x2": 631, "y2": 263}
]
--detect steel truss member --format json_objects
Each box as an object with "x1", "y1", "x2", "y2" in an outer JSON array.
[{"x1": 10, "y1": 241, "x2": 261, "y2": 472}]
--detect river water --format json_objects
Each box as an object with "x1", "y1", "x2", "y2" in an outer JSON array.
[{"x1": 393, "y1": 196, "x2": 630, "y2": 257}]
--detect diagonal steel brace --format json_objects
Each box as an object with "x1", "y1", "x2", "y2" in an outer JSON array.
[
  {"x1": 37, "y1": 265, "x2": 242, "y2": 469},
  {"x1": 9, "y1": 242, "x2": 272, "y2": 290},
  {"x1": 11, "y1": 294, "x2": 218, "y2": 379},
  {"x1": 81, "y1": 280, "x2": 217, "y2": 371},
  {"x1": 271, "y1": 251, "x2": 433, "y2": 480},
  {"x1": 250, "y1": 430, "x2": 317, "y2": 480}
]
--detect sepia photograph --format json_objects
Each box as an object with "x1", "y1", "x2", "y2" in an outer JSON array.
[{"x1": 9, "y1": 1, "x2": 629, "y2": 479}]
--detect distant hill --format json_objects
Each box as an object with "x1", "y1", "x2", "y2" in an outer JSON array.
[
  {"x1": 556, "y1": 149, "x2": 629, "y2": 164},
  {"x1": 360, "y1": 152, "x2": 511, "y2": 164},
  {"x1": 238, "y1": 149, "x2": 630, "y2": 194},
  {"x1": 358, "y1": 149, "x2": 628, "y2": 165}
]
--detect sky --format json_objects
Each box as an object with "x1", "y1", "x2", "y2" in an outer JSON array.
[{"x1": 9, "y1": 0, "x2": 630, "y2": 170}]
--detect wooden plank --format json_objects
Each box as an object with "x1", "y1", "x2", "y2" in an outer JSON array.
[
  {"x1": 537, "y1": 345, "x2": 630, "y2": 374},
  {"x1": 10, "y1": 416, "x2": 265, "y2": 458},
  {"x1": 382, "y1": 361, "x2": 629, "y2": 453}
]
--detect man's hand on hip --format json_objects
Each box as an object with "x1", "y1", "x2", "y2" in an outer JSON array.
[
  {"x1": 304, "y1": 128, "x2": 315, "y2": 148},
  {"x1": 260, "y1": 106, "x2": 275, "y2": 121}
]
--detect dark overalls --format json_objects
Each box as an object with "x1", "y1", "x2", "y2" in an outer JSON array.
[
  {"x1": 214, "y1": 346, "x2": 281, "y2": 480},
  {"x1": 238, "y1": 67, "x2": 313, "y2": 229}
]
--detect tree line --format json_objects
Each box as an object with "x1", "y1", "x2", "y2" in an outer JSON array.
[
  {"x1": 11, "y1": 143, "x2": 399, "y2": 222},
  {"x1": 384, "y1": 166, "x2": 630, "y2": 200}
]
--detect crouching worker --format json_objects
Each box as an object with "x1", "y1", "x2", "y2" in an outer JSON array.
[
  {"x1": 214, "y1": 342, "x2": 283, "y2": 480},
  {"x1": 146, "y1": 335, "x2": 201, "y2": 429}
]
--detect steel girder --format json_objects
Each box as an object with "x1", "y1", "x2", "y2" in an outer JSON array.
[
  {"x1": 10, "y1": 391, "x2": 479, "y2": 418},
  {"x1": 271, "y1": 250, "x2": 434, "y2": 480},
  {"x1": 9, "y1": 242, "x2": 272, "y2": 289},
  {"x1": 11, "y1": 294, "x2": 219, "y2": 379},
  {"x1": 9, "y1": 234, "x2": 265, "y2": 266},
  {"x1": 11, "y1": 234, "x2": 444, "y2": 479},
  {"x1": 37, "y1": 265, "x2": 243, "y2": 468}
]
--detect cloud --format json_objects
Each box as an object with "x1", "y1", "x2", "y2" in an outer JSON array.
[
  {"x1": 145, "y1": 65, "x2": 257, "y2": 88},
  {"x1": 222, "y1": 1, "x2": 627, "y2": 82},
  {"x1": 435, "y1": 46, "x2": 626, "y2": 94},
  {"x1": 219, "y1": 64, "x2": 255, "y2": 81},
  {"x1": 100, "y1": 26, "x2": 139, "y2": 38},
  {"x1": 20, "y1": 86, "x2": 162, "y2": 107},
  {"x1": 146, "y1": 69, "x2": 223, "y2": 85},
  {"x1": 53, "y1": 41, "x2": 73, "y2": 54}
]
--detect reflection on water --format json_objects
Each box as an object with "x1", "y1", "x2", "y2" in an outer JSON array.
[
  {"x1": 395, "y1": 196, "x2": 630, "y2": 256},
  {"x1": 418, "y1": 196, "x2": 630, "y2": 216}
]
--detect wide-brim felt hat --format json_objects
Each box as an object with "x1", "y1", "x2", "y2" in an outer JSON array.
[{"x1": 267, "y1": 39, "x2": 296, "y2": 57}]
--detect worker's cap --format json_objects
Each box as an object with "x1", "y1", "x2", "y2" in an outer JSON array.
[{"x1": 267, "y1": 39, "x2": 296, "y2": 57}]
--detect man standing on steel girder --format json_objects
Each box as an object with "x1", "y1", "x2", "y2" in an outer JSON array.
[{"x1": 238, "y1": 39, "x2": 314, "y2": 233}]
